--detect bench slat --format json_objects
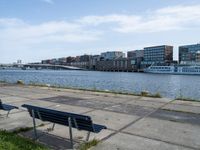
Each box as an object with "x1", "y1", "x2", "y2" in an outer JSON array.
[
  {"x1": 22, "y1": 104, "x2": 106, "y2": 133},
  {"x1": 1, "y1": 104, "x2": 18, "y2": 111}
]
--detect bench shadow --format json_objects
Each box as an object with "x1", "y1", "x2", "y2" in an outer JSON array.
[{"x1": 21, "y1": 130, "x2": 79, "y2": 150}]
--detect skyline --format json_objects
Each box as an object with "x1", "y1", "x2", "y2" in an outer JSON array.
[{"x1": 1, "y1": 0, "x2": 200, "y2": 63}]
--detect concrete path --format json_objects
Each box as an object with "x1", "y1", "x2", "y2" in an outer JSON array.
[{"x1": 0, "y1": 84, "x2": 200, "y2": 150}]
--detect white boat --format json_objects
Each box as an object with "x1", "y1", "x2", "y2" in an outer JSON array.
[{"x1": 144, "y1": 65, "x2": 200, "y2": 75}]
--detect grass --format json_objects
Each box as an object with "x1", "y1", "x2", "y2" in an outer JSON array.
[
  {"x1": 78, "y1": 139, "x2": 99, "y2": 150},
  {"x1": 16, "y1": 80, "x2": 24, "y2": 85},
  {"x1": 0, "y1": 130, "x2": 49, "y2": 150},
  {"x1": 12, "y1": 124, "x2": 45, "y2": 134},
  {"x1": 12, "y1": 127, "x2": 33, "y2": 134},
  {"x1": 140, "y1": 91, "x2": 162, "y2": 98}
]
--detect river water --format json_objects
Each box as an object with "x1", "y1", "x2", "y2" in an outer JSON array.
[{"x1": 0, "y1": 69, "x2": 200, "y2": 100}]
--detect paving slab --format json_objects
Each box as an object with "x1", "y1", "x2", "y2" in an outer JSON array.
[
  {"x1": 139, "y1": 96, "x2": 172, "y2": 103},
  {"x1": 38, "y1": 96, "x2": 117, "y2": 109},
  {"x1": 150, "y1": 109, "x2": 200, "y2": 126},
  {"x1": 172, "y1": 100, "x2": 200, "y2": 107},
  {"x1": 0, "y1": 93, "x2": 10, "y2": 98},
  {"x1": 0, "y1": 96, "x2": 30, "y2": 103},
  {"x1": 85, "y1": 110, "x2": 139, "y2": 130},
  {"x1": 48, "y1": 104, "x2": 93, "y2": 114},
  {"x1": 123, "y1": 117, "x2": 200, "y2": 149},
  {"x1": 126, "y1": 99, "x2": 166, "y2": 108},
  {"x1": 92, "y1": 96, "x2": 133, "y2": 104},
  {"x1": 93, "y1": 133, "x2": 193, "y2": 150},
  {"x1": 163, "y1": 103, "x2": 200, "y2": 114},
  {"x1": 104, "y1": 103, "x2": 155, "y2": 116},
  {"x1": 0, "y1": 111, "x2": 42, "y2": 131}
]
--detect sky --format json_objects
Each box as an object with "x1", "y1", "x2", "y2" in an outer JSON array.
[{"x1": 0, "y1": 0, "x2": 200, "y2": 63}]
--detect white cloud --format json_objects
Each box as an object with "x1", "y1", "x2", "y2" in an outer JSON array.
[
  {"x1": 0, "y1": 19, "x2": 101, "y2": 44},
  {"x1": 0, "y1": 18, "x2": 102, "y2": 63},
  {"x1": 78, "y1": 5, "x2": 200, "y2": 33},
  {"x1": 0, "y1": 18, "x2": 26, "y2": 28},
  {"x1": 41, "y1": 0, "x2": 54, "y2": 4}
]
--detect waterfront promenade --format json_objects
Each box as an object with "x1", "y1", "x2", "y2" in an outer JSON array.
[{"x1": 0, "y1": 83, "x2": 200, "y2": 150}]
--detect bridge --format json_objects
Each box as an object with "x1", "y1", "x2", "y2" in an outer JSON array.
[{"x1": 22, "y1": 64, "x2": 84, "y2": 70}]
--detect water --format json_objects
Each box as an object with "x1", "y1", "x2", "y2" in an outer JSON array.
[{"x1": 0, "y1": 69, "x2": 200, "y2": 100}]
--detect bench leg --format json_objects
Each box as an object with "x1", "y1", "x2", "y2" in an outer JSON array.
[
  {"x1": 86, "y1": 131, "x2": 90, "y2": 141},
  {"x1": 31, "y1": 110, "x2": 38, "y2": 140},
  {"x1": 68, "y1": 117, "x2": 73, "y2": 149},
  {"x1": 52, "y1": 123, "x2": 55, "y2": 130},
  {"x1": 6, "y1": 110, "x2": 10, "y2": 118}
]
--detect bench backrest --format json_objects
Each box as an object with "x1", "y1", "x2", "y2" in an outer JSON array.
[
  {"x1": 22, "y1": 104, "x2": 96, "y2": 132},
  {"x1": 0, "y1": 99, "x2": 2, "y2": 109}
]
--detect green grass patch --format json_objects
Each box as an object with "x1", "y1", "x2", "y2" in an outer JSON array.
[
  {"x1": 140, "y1": 91, "x2": 162, "y2": 98},
  {"x1": 78, "y1": 139, "x2": 99, "y2": 150},
  {"x1": 16, "y1": 80, "x2": 24, "y2": 85},
  {"x1": 0, "y1": 130, "x2": 49, "y2": 150},
  {"x1": 12, "y1": 124, "x2": 45, "y2": 134},
  {"x1": 12, "y1": 127, "x2": 33, "y2": 134}
]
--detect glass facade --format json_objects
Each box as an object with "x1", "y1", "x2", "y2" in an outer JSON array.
[
  {"x1": 179, "y1": 44, "x2": 200, "y2": 64},
  {"x1": 142, "y1": 45, "x2": 173, "y2": 65}
]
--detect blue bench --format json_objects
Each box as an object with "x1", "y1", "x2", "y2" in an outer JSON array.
[
  {"x1": 0, "y1": 99, "x2": 18, "y2": 117},
  {"x1": 22, "y1": 104, "x2": 107, "y2": 148}
]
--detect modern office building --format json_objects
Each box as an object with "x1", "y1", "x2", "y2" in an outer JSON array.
[
  {"x1": 179, "y1": 43, "x2": 200, "y2": 65},
  {"x1": 127, "y1": 50, "x2": 144, "y2": 70},
  {"x1": 100, "y1": 51, "x2": 125, "y2": 61},
  {"x1": 142, "y1": 45, "x2": 173, "y2": 66},
  {"x1": 127, "y1": 50, "x2": 144, "y2": 58}
]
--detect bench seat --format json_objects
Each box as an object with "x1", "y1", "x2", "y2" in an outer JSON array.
[{"x1": 0, "y1": 100, "x2": 18, "y2": 117}]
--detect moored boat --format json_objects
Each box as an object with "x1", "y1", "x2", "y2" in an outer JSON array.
[{"x1": 144, "y1": 65, "x2": 200, "y2": 75}]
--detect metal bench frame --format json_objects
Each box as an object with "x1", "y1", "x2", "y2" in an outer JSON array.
[
  {"x1": 0, "y1": 99, "x2": 18, "y2": 117},
  {"x1": 22, "y1": 104, "x2": 107, "y2": 149}
]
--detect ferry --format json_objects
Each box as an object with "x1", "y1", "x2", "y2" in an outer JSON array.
[{"x1": 144, "y1": 65, "x2": 200, "y2": 75}]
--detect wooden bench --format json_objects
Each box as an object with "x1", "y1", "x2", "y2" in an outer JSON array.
[
  {"x1": 22, "y1": 104, "x2": 107, "y2": 148},
  {"x1": 0, "y1": 99, "x2": 18, "y2": 117}
]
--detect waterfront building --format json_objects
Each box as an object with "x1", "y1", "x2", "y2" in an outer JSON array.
[
  {"x1": 80, "y1": 54, "x2": 91, "y2": 62},
  {"x1": 127, "y1": 50, "x2": 144, "y2": 71},
  {"x1": 100, "y1": 51, "x2": 125, "y2": 61},
  {"x1": 42, "y1": 59, "x2": 58, "y2": 65},
  {"x1": 127, "y1": 50, "x2": 144, "y2": 58},
  {"x1": 142, "y1": 45, "x2": 173, "y2": 67},
  {"x1": 58, "y1": 57, "x2": 67, "y2": 65},
  {"x1": 89, "y1": 55, "x2": 100, "y2": 70},
  {"x1": 66, "y1": 56, "x2": 76, "y2": 63},
  {"x1": 96, "y1": 58, "x2": 137, "y2": 72},
  {"x1": 179, "y1": 43, "x2": 200, "y2": 65}
]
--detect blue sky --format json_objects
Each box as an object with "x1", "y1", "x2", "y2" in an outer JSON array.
[{"x1": 1, "y1": 0, "x2": 200, "y2": 63}]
